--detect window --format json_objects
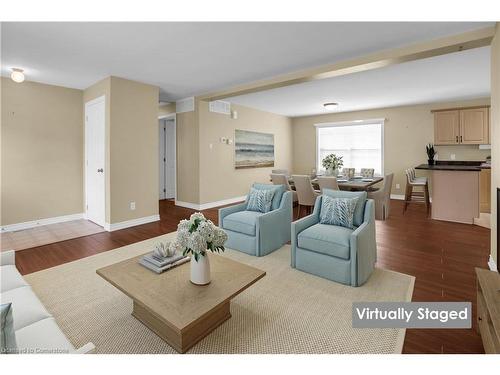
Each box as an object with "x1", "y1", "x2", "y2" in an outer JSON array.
[{"x1": 316, "y1": 120, "x2": 384, "y2": 175}]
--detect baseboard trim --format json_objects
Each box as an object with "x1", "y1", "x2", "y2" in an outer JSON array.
[
  {"x1": 488, "y1": 255, "x2": 498, "y2": 272},
  {"x1": 1, "y1": 213, "x2": 85, "y2": 232},
  {"x1": 175, "y1": 196, "x2": 247, "y2": 211},
  {"x1": 390, "y1": 194, "x2": 433, "y2": 203},
  {"x1": 104, "y1": 214, "x2": 160, "y2": 232},
  {"x1": 390, "y1": 194, "x2": 405, "y2": 200}
]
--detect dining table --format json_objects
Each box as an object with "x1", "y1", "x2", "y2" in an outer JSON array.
[{"x1": 288, "y1": 175, "x2": 384, "y2": 191}]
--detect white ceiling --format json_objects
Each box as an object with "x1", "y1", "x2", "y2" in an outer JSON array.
[
  {"x1": 1, "y1": 22, "x2": 493, "y2": 102},
  {"x1": 227, "y1": 46, "x2": 491, "y2": 117}
]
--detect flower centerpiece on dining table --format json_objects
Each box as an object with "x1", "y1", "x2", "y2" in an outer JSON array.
[
  {"x1": 322, "y1": 153, "x2": 344, "y2": 176},
  {"x1": 172, "y1": 212, "x2": 228, "y2": 285}
]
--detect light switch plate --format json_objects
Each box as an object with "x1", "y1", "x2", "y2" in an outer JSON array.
[{"x1": 396, "y1": 184, "x2": 400, "y2": 189}]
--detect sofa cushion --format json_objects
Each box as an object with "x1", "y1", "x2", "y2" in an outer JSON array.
[
  {"x1": 1, "y1": 265, "x2": 29, "y2": 293},
  {"x1": 1, "y1": 303, "x2": 17, "y2": 354},
  {"x1": 15, "y1": 318, "x2": 74, "y2": 354},
  {"x1": 322, "y1": 189, "x2": 367, "y2": 227},
  {"x1": 1, "y1": 286, "x2": 52, "y2": 331},
  {"x1": 298, "y1": 223, "x2": 353, "y2": 260},
  {"x1": 223, "y1": 211, "x2": 264, "y2": 236},
  {"x1": 252, "y1": 183, "x2": 286, "y2": 211}
]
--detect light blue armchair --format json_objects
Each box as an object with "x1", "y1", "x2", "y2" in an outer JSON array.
[
  {"x1": 291, "y1": 189, "x2": 377, "y2": 286},
  {"x1": 219, "y1": 183, "x2": 292, "y2": 257}
]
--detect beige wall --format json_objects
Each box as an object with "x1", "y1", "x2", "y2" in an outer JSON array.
[
  {"x1": 176, "y1": 104, "x2": 200, "y2": 204},
  {"x1": 1, "y1": 78, "x2": 84, "y2": 225},
  {"x1": 158, "y1": 103, "x2": 176, "y2": 117},
  {"x1": 490, "y1": 24, "x2": 500, "y2": 268},
  {"x1": 198, "y1": 102, "x2": 293, "y2": 204},
  {"x1": 109, "y1": 77, "x2": 159, "y2": 223},
  {"x1": 83, "y1": 76, "x2": 159, "y2": 224},
  {"x1": 292, "y1": 98, "x2": 491, "y2": 197}
]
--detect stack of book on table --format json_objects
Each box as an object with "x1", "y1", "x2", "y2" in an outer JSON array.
[{"x1": 139, "y1": 252, "x2": 190, "y2": 274}]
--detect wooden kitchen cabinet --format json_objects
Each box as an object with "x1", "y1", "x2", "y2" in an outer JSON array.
[
  {"x1": 433, "y1": 106, "x2": 490, "y2": 145},
  {"x1": 480, "y1": 168, "x2": 491, "y2": 213},
  {"x1": 460, "y1": 107, "x2": 489, "y2": 144},
  {"x1": 434, "y1": 110, "x2": 460, "y2": 145}
]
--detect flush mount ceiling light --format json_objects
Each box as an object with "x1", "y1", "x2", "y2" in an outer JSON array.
[
  {"x1": 11, "y1": 68, "x2": 25, "y2": 83},
  {"x1": 323, "y1": 102, "x2": 338, "y2": 110}
]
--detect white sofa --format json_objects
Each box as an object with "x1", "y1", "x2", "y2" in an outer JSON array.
[{"x1": 1, "y1": 250, "x2": 95, "y2": 354}]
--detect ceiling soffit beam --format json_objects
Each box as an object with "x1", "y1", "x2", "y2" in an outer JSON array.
[{"x1": 199, "y1": 26, "x2": 495, "y2": 102}]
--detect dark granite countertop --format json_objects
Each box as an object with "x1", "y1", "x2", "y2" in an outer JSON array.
[{"x1": 415, "y1": 161, "x2": 490, "y2": 171}]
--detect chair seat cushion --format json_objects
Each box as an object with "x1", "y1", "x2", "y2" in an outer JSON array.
[
  {"x1": 222, "y1": 211, "x2": 264, "y2": 236},
  {"x1": 297, "y1": 223, "x2": 353, "y2": 260},
  {"x1": 1, "y1": 265, "x2": 29, "y2": 293}
]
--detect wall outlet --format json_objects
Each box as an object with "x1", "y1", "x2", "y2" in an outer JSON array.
[
  {"x1": 130, "y1": 201, "x2": 136, "y2": 211},
  {"x1": 451, "y1": 154, "x2": 456, "y2": 160},
  {"x1": 209, "y1": 143, "x2": 213, "y2": 150},
  {"x1": 395, "y1": 183, "x2": 400, "y2": 190}
]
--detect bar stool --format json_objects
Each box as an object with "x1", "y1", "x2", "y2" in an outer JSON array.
[{"x1": 404, "y1": 168, "x2": 430, "y2": 214}]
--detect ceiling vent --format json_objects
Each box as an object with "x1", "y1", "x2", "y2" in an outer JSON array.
[
  {"x1": 176, "y1": 97, "x2": 195, "y2": 113},
  {"x1": 209, "y1": 100, "x2": 231, "y2": 115}
]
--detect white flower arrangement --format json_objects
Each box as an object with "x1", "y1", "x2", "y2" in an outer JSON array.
[{"x1": 174, "y1": 212, "x2": 228, "y2": 262}]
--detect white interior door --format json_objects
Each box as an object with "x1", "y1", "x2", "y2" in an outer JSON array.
[
  {"x1": 165, "y1": 119, "x2": 176, "y2": 199},
  {"x1": 159, "y1": 120, "x2": 166, "y2": 200},
  {"x1": 85, "y1": 97, "x2": 105, "y2": 227}
]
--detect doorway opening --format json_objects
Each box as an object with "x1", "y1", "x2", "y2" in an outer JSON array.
[{"x1": 159, "y1": 114, "x2": 176, "y2": 201}]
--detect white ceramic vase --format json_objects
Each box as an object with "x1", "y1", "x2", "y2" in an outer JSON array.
[{"x1": 190, "y1": 253, "x2": 211, "y2": 285}]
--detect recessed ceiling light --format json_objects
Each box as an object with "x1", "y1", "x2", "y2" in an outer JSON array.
[
  {"x1": 323, "y1": 102, "x2": 338, "y2": 110},
  {"x1": 11, "y1": 68, "x2": 25, "y2": 83}
]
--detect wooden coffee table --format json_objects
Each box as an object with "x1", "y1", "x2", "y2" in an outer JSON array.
[{"x1": 96, "y1": 253, "x2": 265, "y2": 353}]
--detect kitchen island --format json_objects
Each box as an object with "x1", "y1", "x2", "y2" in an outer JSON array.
[{"x1": 415, "y1": 162, "x2": 488, "y2": 224}]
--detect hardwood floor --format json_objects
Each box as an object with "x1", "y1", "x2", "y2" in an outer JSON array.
[{"x1": 14, "y1": 199, "x2": 490, "y2": 354}]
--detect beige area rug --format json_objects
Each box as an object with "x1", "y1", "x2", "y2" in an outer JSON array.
[
  {"x1": 1, "y1": 219, "x2": 104, "y2": 251},
  {"x1": 25, "y1": 232, "x2": 414, "y2": 354}
]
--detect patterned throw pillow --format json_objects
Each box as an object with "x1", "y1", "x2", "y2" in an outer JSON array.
[
  {"x1": 319, "y1": 195, "x2": 358, "y2": 229},
  {"x1": 1, "y1": 303, "x2": 17, "y2": 354},
  {"x1": 246, "y1": 187, "x2": 275, "y2": 213}
]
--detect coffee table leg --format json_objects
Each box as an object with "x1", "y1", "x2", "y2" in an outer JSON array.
[{"x1": 132, "y1": 301, "x2": 231, "y2": 353}]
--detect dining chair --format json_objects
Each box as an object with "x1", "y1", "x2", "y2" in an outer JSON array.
[
  {"x1": 272, "y1": 169, "x2": 289, "y2": 176},
  {"x1": 271, "y1": 173, "x2": 298, "y2": 203},
  {"x1": 291, "y1": 175, "x2": 320, "y2": 219},
  {"x1": 342, "y1": 168, "x2": 355, "y2": 179},
  {"x1": 404, "y1": 168, "x2": 430, "y2": 214},
  {"x1": 317, "y1": 176, "x2": 339, "y2": 193},
  {"x1": 367, "y1": 173, "x2": 394, "y2": 220},
  {"x1": 360, "y1": 168, "x2": 375, "y2": 178}
]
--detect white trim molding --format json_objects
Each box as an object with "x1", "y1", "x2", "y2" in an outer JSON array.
[
  {"x1": 314, "y1": 118, "x2": 386, "y2": 128},
  {"x1": 1, "y1": 213, "x2": 85, "y2": 232},
  {"x1": 104, "y1": 214, "x2": 160, "y2": 232},
  {"x1": 175, "y1": 196, "x2": 247, "y2": 211},
  {"x1": 488, "y1": 255, "x2": 498, "y2": 272},
  {"x1": 390, "y1": 194, "x2": 405, "y2": 200}
]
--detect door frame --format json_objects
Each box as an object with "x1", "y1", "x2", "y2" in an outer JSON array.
[
  {"x1": 158, "y1": 113, "x2": 177, "y2": 201},
  {"x1": 84, "y1": 95, "x2": 106, "y2": 227}
]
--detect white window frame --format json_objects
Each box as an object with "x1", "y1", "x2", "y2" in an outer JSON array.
[{"x1": 315, "y1": 118, "x2": 385, "y2": 176}]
